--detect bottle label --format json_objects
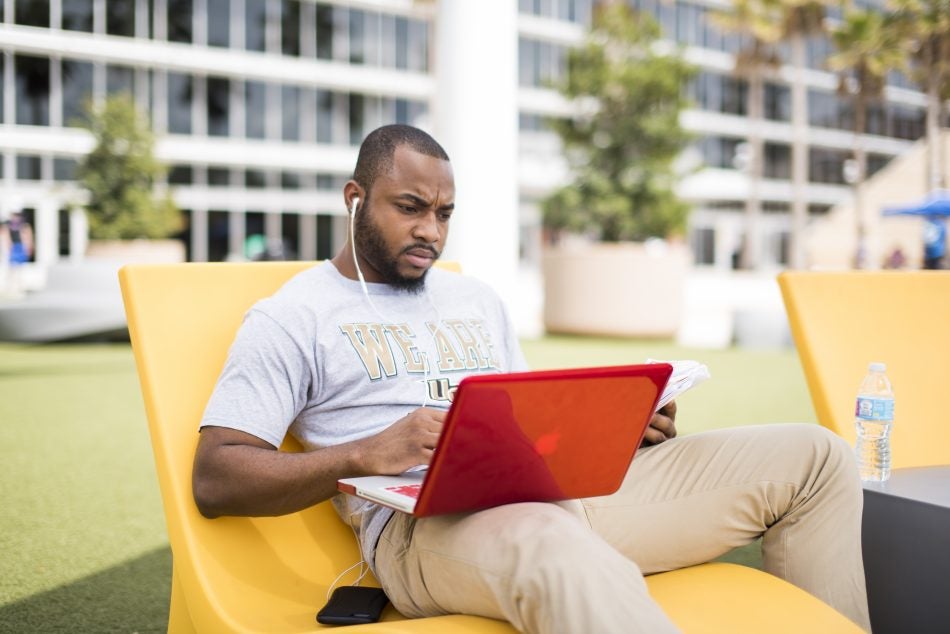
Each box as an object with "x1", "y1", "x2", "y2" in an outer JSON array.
[{"x1": 855, "y1": 397, "x2": 894, "y2": 421}]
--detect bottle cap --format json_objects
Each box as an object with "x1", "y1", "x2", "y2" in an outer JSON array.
[{"x1": 869, "y1": 362, "x2": 886, "y2": 372}]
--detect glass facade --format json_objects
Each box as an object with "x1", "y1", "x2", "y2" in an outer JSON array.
[
  {"x1": 62, "y1": 0, "x2": 94, "y2": 32},
  {"x1": 0, "y1": 0, "x2": 930, "y2": 270}
]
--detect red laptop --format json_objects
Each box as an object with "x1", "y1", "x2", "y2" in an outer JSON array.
[{"x1": 338, "y1": 363, "x2": 672, "y2": 517}]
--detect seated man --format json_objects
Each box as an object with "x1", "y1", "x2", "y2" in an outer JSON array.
[{"x1": 192, "y1": 124, "x2": 870, "y2": 633}]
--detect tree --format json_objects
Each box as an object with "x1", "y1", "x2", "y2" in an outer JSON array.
[
  {"x1": 76, "y1": 95, "x2": 182, "y2": 240},
  {"x1": 541, "y1": 4, "x2": 695, "y2": 243},
  {"x1": 828, "y1": 9, "x2": 905, "y2": 268},
  {"x1": 891, "y1": 0, "x2": 950, "y2": 190},
  {"x1": 711, "y1": 0, "x2": 784, "y2": 269},
  {"x1": 777, "y1": 0, "x2": 836, "y2": 270}
]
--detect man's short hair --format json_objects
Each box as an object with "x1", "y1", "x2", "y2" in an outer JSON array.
[{"x1": 353, "y1": 125, "x2": 450, "y2": 196}]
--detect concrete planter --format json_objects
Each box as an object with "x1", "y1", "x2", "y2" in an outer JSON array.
[
  {"x1": 542, "y1": 241, "x2": 691, "y2": 338},
  {"x1": 85, "y1": 239, "x2": 186, "y2": 264}
]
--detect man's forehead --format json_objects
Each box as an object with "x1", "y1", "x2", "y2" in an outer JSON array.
[{"x1": 380, "y1": 146, "x2": 454, "y2": 192}]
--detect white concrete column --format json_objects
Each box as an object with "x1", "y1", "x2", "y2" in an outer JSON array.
[
  {"x1": 191, "y1": 208, "x2": 209, "y2": 262},
  {"x1": 69, "y1": 207, "x2": 89, "y2": 261},
  {"x1": 228, "y1": 210, "x2": 246, "y2": 260},
  {"x1": 300, "y1": 213, "x2": 317, "y2": 261},
  {"x1": 433, "y1": 0, "x2": 520, "y2": 313},
  {"x1": 34, "y1": 201, "x2": 60, "y2": 266}
]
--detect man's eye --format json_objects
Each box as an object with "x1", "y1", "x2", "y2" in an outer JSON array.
[
  {"x1": 439, "y1": 213, "x2": 452, "y2": 221},
  {"x1": 398, "y1": 205, "x2": 417, "y2": 214}
]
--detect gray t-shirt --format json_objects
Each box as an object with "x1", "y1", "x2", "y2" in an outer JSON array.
[{"x1": 200, "y1": 261, "x2": 528, "y2": 570}]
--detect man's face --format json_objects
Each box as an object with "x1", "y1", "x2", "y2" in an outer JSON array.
[{"x1": 354, "y1": 146, "x2": 455, "y2": 292}]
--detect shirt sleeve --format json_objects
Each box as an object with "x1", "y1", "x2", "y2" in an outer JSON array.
[{"x1": 199, "y1": 308, "x2": 312, "y2": 448}]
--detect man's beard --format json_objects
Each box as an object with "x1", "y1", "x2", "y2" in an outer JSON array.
[{"x1": 354, "y1": 206, "x2": 439, "y2": 294}]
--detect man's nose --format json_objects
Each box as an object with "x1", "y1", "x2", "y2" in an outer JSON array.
[{"x1": 413, "y1": 211, "x2": 441, "y2": 243}]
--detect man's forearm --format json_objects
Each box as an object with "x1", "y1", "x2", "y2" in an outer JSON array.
[{"x1": 193, "y1": 437, "x2": 364, "y2": 518}]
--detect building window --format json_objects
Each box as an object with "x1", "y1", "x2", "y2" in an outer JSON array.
[
  {"x1": 281, "y1": 171, "x2": 301, "y2": 189},
  {"x1": 349, "y1": 9, "x2": 365, "y2": 64},
  {"x1": 690, "y1": 226, "x2": 716, "y2": 266},
  {"x1": 349, "y1": 94, "x2": 364, "y2": 145},
  {"x1": 168, "y1": 72, "x2": 193, "y2": 134},
  {"x1": 315, "y1": 4, "x2": 334, "y2": 60},
  {"x1": 394, "y1": 16, "x2": 409, "y2": 70},
  {"x1": 866, "y1": 103, "x2": 887, "y2": 136},
  {"x1": 54, "y1": 157, "x2": 77, "y2": 181},
  {"x1": 208, "y1": 77, "x2": 230, "y2": 137},
  {"x1": 169, "y1": 165, "x2": 194, "y2": 184},
  {"x1": 407, "y1": 18, "x2": 428, "y2": 72},
  {"x1": 208, "y1": 0, "x2": 230, "y2": 48},
  {"x1": 208, "y1": 167, "x2": 231, "y2": 186},
  {"x1": 168, "y1": 0, "x2": 193, "y2": 43},
  {"x1": 245, "y1": 170, "x2": 266, "y2": 188},
  {"x1": 518, "y1": 38, "x2": 568, "y2": 88},
  {"x1": 316, "y1": 90, "x2": 333, "y2": 143},
  {"x1": 15, "y1": 0, "x2": 48, "y2": 27},
  {"x1": 806, "y1": 33, "x2": 833, "y2": 70},
  {"x1": 282, "y1": 85, "x2": 300, "y2": 141},
  {"x1": 246, "y1": 0, "x2": 267, "y2": 52},
  {"x1": 107, "y1": 0, "x2": 136, "y2": 37},
  {"x1": 16, "y1": 155, "x2": 43, "y2": 180},
  {"x1": 697, "y1": 136, "x2": 743, "y2": 169},
  {"x1": 245, "y1": 80, "x2": 267, "y2": 139},
  {"x1": 62, "y1": 59, "x2": 93, "y2": 127},
  {"x1": 891, "y1": 104, "x2": 924, "y2": 140},
  {"x1": 62, "y1": 0, "x2": 94, "y2": 32},
  {"x1": 15, "y1": 55, "x2": 50, "y2": 126},
  {"x1": 107, "y1": 65, "x2": 135, "y2": 97},
  {"x1": 764, "y1": 83, "x2": 790, "y2": 121},
  {"x1": 764, "y1": 143, "x2": 791, "y2": 179},
  {"x1": 282, "y1": 0, "x2": 302, "y2": 56},
  {"x1": 809, "y1": 147, "x2": 849, "y2": 184},
  {"x1": 808, "y1": 90, "x2": 851, "y2": 131},
  {"x1": 690, "y1": 72, "x2": 747, "y2": 116}
]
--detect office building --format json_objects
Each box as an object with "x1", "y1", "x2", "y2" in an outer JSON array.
[{"x1": 0, "y1": 0, "x2": 938, "y2": 297}]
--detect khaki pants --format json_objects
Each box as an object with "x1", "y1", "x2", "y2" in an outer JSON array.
[{"x1": 376, "y1": 424, "x2": 870, "y2": 633}]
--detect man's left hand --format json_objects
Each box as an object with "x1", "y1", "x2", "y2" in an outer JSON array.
[{"x1": 641, "y1": 401, "x2": 677, "y2": 446}]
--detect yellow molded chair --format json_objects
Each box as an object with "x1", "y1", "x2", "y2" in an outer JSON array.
[
  {"x1": 779, "y1": 271, "x2": 950, "y2": 468},
  {"x1": 120, "y1": 261, "x2": 863, "y2": 633}
]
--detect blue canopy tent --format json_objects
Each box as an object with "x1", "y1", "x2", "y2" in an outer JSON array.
[
  {"x1": 883, "y1": 190, "x2": 949, "y2": 269},
  {"x1": 882, "y1": 189, "x2": 950, "y2": 217}
]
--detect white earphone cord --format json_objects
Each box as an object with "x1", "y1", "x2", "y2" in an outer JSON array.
[
  {"x1": 332, "y1": 197, "x2": 446, "y2": 591},
  {"x1": 348, "y1": 197, "x2": 444, "y2": 407}
]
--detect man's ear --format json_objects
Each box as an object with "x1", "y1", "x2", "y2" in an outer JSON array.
[{"x1": 343, "y1": 181, "x2": 364, "y2": 216}]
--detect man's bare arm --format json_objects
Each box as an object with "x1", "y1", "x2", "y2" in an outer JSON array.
[{"x1": 192, "y1": 407, "x2": 446, "y2": 518}]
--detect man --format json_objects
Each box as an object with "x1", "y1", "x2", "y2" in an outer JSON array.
[{"x1": 193, "y1": 124, "x2": 870, "y2": 633}]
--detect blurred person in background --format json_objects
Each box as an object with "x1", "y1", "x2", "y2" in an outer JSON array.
[
  {"x1": 0, "y1": 211, "x2": 34, "y2": 296},
  {"x1": 923, "y1": 217, "x2": 947, "y2": 269}
]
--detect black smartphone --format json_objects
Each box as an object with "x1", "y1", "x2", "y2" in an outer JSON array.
[{"x1": 317, "y1": 586, "x2": 389, "y2": 625}]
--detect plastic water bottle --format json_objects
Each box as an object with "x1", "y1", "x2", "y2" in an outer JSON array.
[{"x1": 854, "y1": 362, "x2": 894, "y2": 482}]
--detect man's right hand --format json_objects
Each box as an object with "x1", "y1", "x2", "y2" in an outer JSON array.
[
  {"x1": 357, "y1": 407, "x2": 446, "y2": 475},
  {"x1": 193, "y1": 407, "x2": 447, "y2": 519}
]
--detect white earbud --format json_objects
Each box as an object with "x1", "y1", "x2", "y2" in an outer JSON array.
[{"x1": 350, "y1": 197, "x2": 360, "y2": 215}]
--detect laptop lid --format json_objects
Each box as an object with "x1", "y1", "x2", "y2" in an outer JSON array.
[{"x1": 340, "y1": 363, "x2": 670, "y2": 517}]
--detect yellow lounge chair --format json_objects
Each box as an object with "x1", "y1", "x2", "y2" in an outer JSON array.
[
  {"x1": 120, "y1": 261, "x2": 863, "y2": 633},
  {"x1": 779, "y1": 271, "x2": 950, "y2": 468}
]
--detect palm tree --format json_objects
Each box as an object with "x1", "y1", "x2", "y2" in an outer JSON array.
[
  {"x1": 776, "y1": 0, "x2": 835, "y2": 270},
  {"x1": 891, "y1": 0, "x2": 950, "y2": 190},
  {"x1": 711, "y1": 0, "x2": 783, "y2": 270},
  {"x1": 828, "y1": 9, "x2": 905, "y2": 268}
]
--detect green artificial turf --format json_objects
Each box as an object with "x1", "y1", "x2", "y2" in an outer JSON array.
[
  {"x1": 0, "y1": 343, "x2": 168, "y2": 632},
  {"x1": 0, "y1": 338, "x2": 815, "y2": 631}
]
